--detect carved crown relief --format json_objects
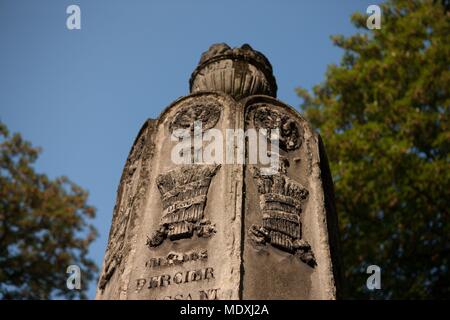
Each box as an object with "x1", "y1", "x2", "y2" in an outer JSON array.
[
  {"x1": 147, "y1": 164, "x2": 221, "y2": 248},
  {"x1": 252, "y1": 104, "x2": 303, "y2": 151},
  {"x1": 246, "y1": 103, "x2": 316, "y2": 267},
  {"x1": 249, "y1": 157, "x2": 316, "y2": 267},
  {"x1": 147, "y1": 99, "x2": 223, "y2": 248},
  {"x1": 169, "y1": 102, "x2": 221, "y2": 138}
]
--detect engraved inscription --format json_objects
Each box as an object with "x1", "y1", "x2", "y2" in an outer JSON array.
[
  {"x1": 249, "y1": 157, "x2": 316, "y2": 267},
  {"x1": 135, "y1": 267, "x2": 216, "y2": 292},
  {"x1": 199, "y1": 288, "x2": 220, "y2": 300},
  {"x1": 147, "y1": 165, "x2": 220, "y2": 247},
  {"x1": 145, "y1": 249, "x2": 208, "y2": 268},
  {"x1": 151, "y1": 288, "x2": 220, "y2": 300}
]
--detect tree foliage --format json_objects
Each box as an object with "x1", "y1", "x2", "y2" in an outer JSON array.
[
  {"x1": 0, "y1": 121, "x2": 98, "y2": 299},
  {"x1": 297, "y1": 0, "x2": 449, "y2": 299}
]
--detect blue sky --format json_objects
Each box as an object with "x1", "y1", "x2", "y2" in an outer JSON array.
[{"x1": 0, "y1": 0, "x2": 382, "y2": 299}]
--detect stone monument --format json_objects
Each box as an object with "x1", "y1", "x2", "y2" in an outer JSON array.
[{"x1": 96, "y1": 43, "x2": 342, "y2": 300}]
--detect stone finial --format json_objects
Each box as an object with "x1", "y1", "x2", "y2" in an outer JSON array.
[{"x1": 189, "y1": 43, "x2": 277, "y2": 100}]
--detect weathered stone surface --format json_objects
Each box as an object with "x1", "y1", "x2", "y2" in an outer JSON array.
[
  {"x1": 97, "y1": 119, "x2": 157, "y2": 299},
  {"x1": 96, "y1": 44, "x2": 341, "y2": 300}
]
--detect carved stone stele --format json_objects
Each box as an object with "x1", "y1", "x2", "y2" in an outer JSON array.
[{"x1": 97, "y1": 44, "x2": 341, "y2": 300}]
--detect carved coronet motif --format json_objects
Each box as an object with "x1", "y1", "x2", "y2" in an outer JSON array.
[
  {"x1": 147, "y1": 164, "x2": 221, "y2": 248},
  {"x1": 249, "y1": 160, "x2": 316, "y2": 268}
]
